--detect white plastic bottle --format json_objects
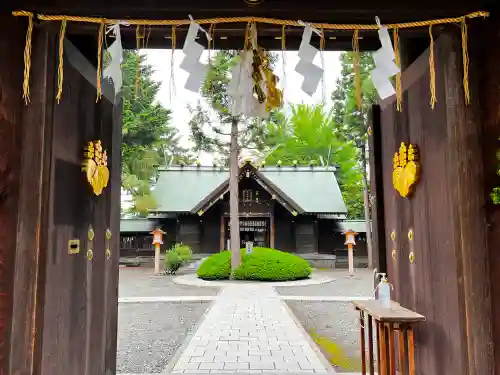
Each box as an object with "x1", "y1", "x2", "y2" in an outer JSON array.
[{"x1": 376, "y1": 273, "x2": 392, "y2": 308}]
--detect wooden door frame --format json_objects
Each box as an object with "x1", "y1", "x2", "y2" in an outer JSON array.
[
  {"x1": 7, "y1": 25, "x2": 122, "y2": 374},
  {"x1": 373, "y1": 31, "x2": 494, "y2": 375}
]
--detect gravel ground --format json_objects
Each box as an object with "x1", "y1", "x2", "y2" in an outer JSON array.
[
  {"x1": 287, "y1": 300, "x2": 364, "y2": 373},
  {"x1": 119, "y1": 267, "x2": 220, "y2": 298},
  {"x1": 116, "y1": 301, "x2": 210, "y2": 373},
  {"x1": 276, "y1": 269, "x2": 375, "y2": 297}
]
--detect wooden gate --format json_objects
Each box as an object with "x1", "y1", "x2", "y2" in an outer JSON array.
[
  {"x1": 8, "y1": 27, "x2": 122, "y2": 375},
  {"x1": 369, "y1": 32, "x2": 493, "y2": 375}
]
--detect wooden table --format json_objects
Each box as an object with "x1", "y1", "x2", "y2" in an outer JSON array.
[{"x1": 352, "y1": 300, "x2": 425, "y2": 375}]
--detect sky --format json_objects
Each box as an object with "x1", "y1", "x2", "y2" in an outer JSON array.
[{"x1": 143, "y1": 49, "x2": 343, "y2": 164}]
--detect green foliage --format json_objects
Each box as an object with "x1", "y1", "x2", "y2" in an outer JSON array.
[
  {"x1": 263, "y1": 104, "x2": 364, "y2": 217},
  {"x1": 173, "y1": 243, "x2": 193, "y2": 262},
  {"x1": 165, "y1": 243, "x2": 193, "y2": 275},
  {"x1": 165, "y1": 250, "x2": 182, "y2": 275},
  {"x1": 121, "y1": 51, "x2": 195, "y2": 216},
  {"x1": 232, "y1": 248, "x2": 312, "y2": 281},
  {"x1": 330, "y1": 52, "x2": 377, "y2": 219},
  {"x1": 196, "y1": 251, "x2": 234, "y2": 280},
  {"x1": 491, "y1": 142, "x2": 500, "y2": 204},
  {"x1": 188, "y1": 50, "x2": 280, "y2": 161},
  {"x1": 197, "y1": 248, "x2": 312, "y2": 281}
]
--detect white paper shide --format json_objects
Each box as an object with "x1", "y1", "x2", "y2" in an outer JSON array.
[
  {"x1": 371, "y1": 17, "x2": 400, "y2": 100},
  {"x1": 180, "y1": 19, "x2": 209, "y2": 93},
  {"x1": 295, "y1": 24, "x2": 323, "y2": 96},
  {"x1": 103, "y1": 23, "x2": 124, "y2": 98},
  {"x1": 227, "y1": 25, "x2": 269, "y2": 119}
]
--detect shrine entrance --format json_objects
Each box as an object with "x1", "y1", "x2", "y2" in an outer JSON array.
[{"x1": 1, "y1": 1, "x2": 500, "y2": 375}]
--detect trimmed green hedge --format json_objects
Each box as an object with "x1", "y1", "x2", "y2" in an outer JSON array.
[
  {"x1": 196, "y1": 247, "x2": 312, "y2": 281},
  {"x1": 196, "y1": 251, "x2": 233, "y2": 280}
]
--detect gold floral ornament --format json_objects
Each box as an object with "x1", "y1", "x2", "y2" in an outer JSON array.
[
  {"x1": 82, "y1": 140, "x2": 110, "y2": 195},
  {"x1": 392, "y1": 142, "x2": 420, "y2": 198}
]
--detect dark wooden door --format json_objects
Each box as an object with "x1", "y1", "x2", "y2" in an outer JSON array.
[
  {"x1": 15, "y1": 29, "x2": 122, "y2": 375},
  {"x1": 374, "y1": 32, "x2": 493, "y2": 375}
]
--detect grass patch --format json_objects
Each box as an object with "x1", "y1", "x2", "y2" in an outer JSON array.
[{"x1": 309, "y1": 330, "x2": 363, "y2": 372}]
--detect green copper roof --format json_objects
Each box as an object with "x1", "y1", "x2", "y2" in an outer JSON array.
[
  {"x1": 151, "y1": 165, "x2": 347, "y2": 214},
  {"x1": 120, "y1": 218, "x2": 156, "y2": 233},
  {"x1": 152, "y1": 167, "x2": 228, "y2": 213},
  {"x1": 262, "y1": 168, "x2": 347, "y2": 213}
]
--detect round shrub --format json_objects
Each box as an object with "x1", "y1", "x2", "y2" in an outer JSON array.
[
  {"x1": 232, "y1": 247, "x2": 311, "y2": 281},
  {"x1": 165, "y1": 243, "x2": 193, "y2": 275},
  {"x1": 165, "y1": 250, "x2": 182, "y2": 275},
  {"x1": 196, "y1": 251, "x2": 232, "y2": 280},
  {"x1": 196, "y1": 247, "x2": 312, "y2": 282}
]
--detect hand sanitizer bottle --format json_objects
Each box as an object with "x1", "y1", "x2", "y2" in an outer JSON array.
[{"x1": 376, "y1": 273, "x2": 392, "y2": 308}]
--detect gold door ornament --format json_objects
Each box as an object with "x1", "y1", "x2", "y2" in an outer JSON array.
[
  {"x1": 393, "y1": 142, "x2": 420, "y2": 198},
  {"x1": 82, "y1": 140, "x2": 110, "y2": 196}
]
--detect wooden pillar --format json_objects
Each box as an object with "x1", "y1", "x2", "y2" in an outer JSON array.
[
  {"x1": 0, "y1": 12, "x2": 25, "y2": 375},
  {"x1": 270, "y1": 209, "x2": 275, "y2": 249},
  {"x1": 475, "y1": 15, "x2": 500, "y2": 375},
  {"x1": 220, "y1": 215, "x2": 225, "y2": 251},
  {"x1": 442, "y1": 31, "x2": 493, "y2": 375}
]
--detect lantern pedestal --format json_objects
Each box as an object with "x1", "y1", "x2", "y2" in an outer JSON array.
[
  {"x1": 154, "y1": 243, "x2": 161, "y2": 275},
  {"x1": 343, "y1": 228, "x2": 358, "y2": 276},
  {"x1": 151, "y1": 227, "x2": 166, "y2": 275},
  {"x1": 348, "y1": 245, "x2": 354, "y2": 275}
]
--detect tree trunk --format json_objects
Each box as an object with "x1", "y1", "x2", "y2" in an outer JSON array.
[
  {"x1": 229, "y1": 117, "x2": 241, "y2": 272},
  {"x1": 361, "y1": 141, "x2": 374, "y2": 268}
]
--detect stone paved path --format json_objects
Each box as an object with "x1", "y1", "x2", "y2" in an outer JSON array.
[{"x1": 170, "y1": 284, "x2": 333, "y2": 374}]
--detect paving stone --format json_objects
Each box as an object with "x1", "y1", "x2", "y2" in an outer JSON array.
[
  {"x1": 224, "y1": 362, "x2": 250, "y2": 370},
  {"x1": 168, "y1": 284, "x2": 330, "y2": 374},
  {"x1": 198, "y1": 362, "x2": 225, "y2": 370},
  {"x1": 173, "y1": 362, "x2": 200, "y2": 371}
]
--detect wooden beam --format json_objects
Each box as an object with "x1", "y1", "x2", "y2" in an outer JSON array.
[
  {"x1": 442, "y1": 31, "x2": 494, "y2": 375},
  {"x1": 220, "y1": 215, "x2": 225, "y2": 251},
  {"x1": 479, "y1": 13, "x2": 500, "y2": 375},
  {"x1": 270, "y1": 203, "x2": 275, "y2": 249},
  {"x1": 368, "y1": 105, "x2": 388, "y2": 274},
  {"x1": 8, "y1": 21, "x2": 57, "y2": 375},
  {"x1": 0, "y1": 11, "x2": 24, "y2": 375}
]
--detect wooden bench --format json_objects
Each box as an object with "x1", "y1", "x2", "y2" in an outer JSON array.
[{"x1": 352, "y1": 300, "x2": 425, "y2": 375}]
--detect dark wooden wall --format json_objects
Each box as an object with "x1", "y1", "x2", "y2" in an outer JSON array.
[
  {"x1": 274, "y1": 204, "x2": 296, "y2": 252},
  {"x1": 201, "y1": 206, "x2": 220, "y2": 253},
  {"x1": 294, "y1": 216, "x2": 317, "y2": 253},
  {"x1": 1, "y1": 23, "x2": 122, "y2": 375},
  {"x1": 0, "y1": 11, "x2": 24, "y2": 375},
  {"x1": 161, "y1": 219, "x2": 178, "y2": 251},
  {"x1": 478, "y1": 12, "x2": 500, "y2": 375},
  {"x1": 374, "y1": 31, "x2": 493, "y2": 375},
  {"x1": 178, "y1": 216, "x2": 201, "y2": 253}
]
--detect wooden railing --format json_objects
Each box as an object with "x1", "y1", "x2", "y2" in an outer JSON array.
[{"x1": 352, "y1": 300, "x2": 425, "y2": 375}]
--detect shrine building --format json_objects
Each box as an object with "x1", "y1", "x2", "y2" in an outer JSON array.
[{"x1": 119, "y1": 161, "x2": 368, "y2": 266}]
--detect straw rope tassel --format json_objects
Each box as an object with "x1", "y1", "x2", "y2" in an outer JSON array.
[
  {"x1": 96, "y1": 21, "x2": 105, "y2": 102},
  {"x1": 320, "y1": 28, "x2": 326, "y2": 103},
  {"x1": 56, "y1": 19, "x2": 67, "y2": 103},
  {"x1": 352, "y1": 29, "x2": 362, "y2": 111},
  {"x1": 461, "y1": 18, "x2": 470, "y2": 105},
  {"x1": 208, "y1": 24, "x2": 215, "y2": 60},
  {"x1": 281, "y1": 25, "x2": 286, "y2": 94},
  {"x1": 393, "y1": 28, "x2": 403, "y2": 112},
  {"x1": 135, "y1": 26, "x2": 143, "y2": 98},
  {"x1": 22, "y1": 12, "x2": 34, "y2": 104},
  {"x1": 428, "y1": 25, "x2": 437, "y2": 109},
  {"x1": 169, "y1": 26, "x2": 177, "y2": 103}
]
